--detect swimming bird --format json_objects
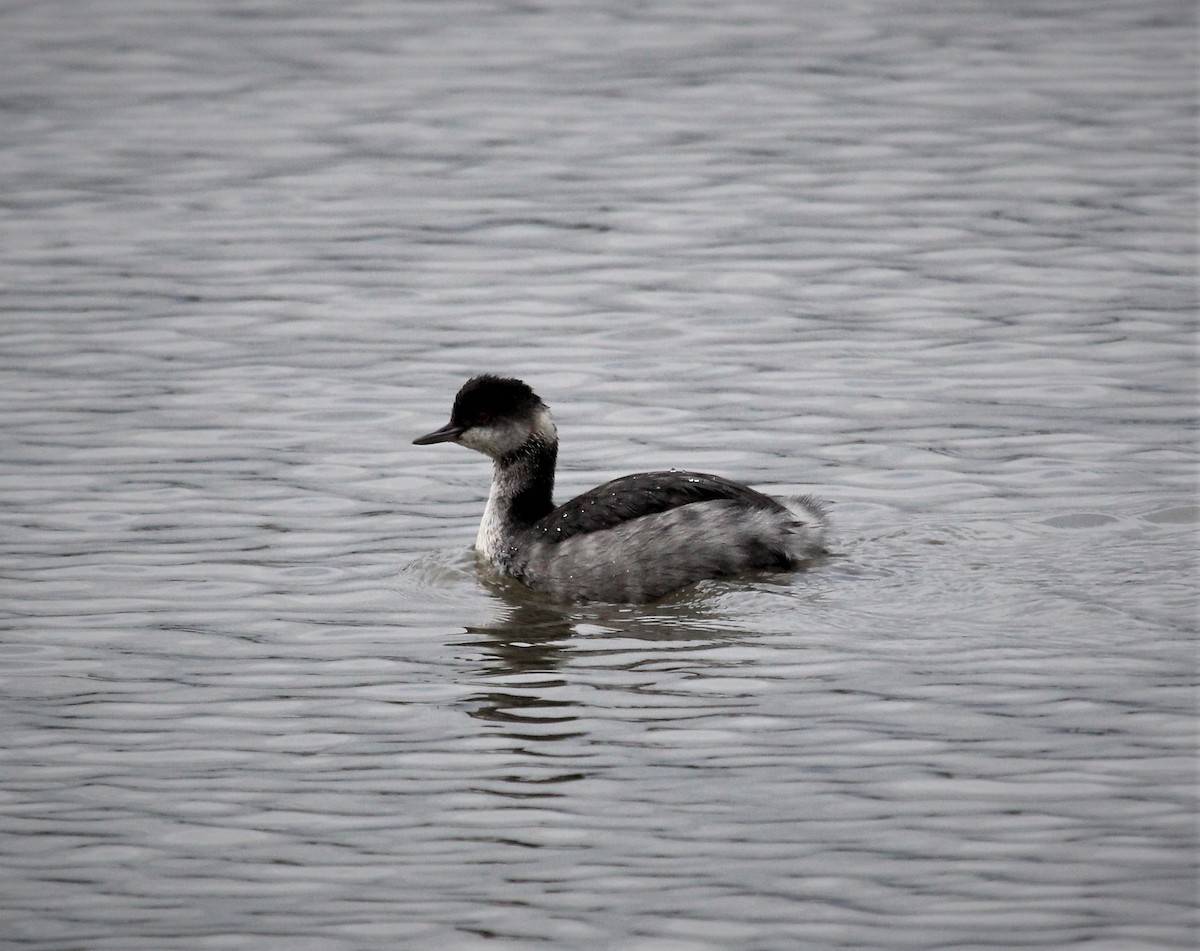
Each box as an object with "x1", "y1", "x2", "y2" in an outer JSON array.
[{"x1": 413, "y1": 375, "x2": 827, "y2": 603}]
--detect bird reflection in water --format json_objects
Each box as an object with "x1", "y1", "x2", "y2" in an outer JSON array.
[{"x1": 459, "y1": 600, "x2": 582, "y2": 740}]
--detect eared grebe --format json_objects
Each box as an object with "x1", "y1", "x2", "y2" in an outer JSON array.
[{"x1": 413, "y1": 375, "x2": 827, "y2": 603}]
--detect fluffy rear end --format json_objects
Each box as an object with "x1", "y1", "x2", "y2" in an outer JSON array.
[{"x1": 781, "y1": 494, "x2": 828, "y2": 563}]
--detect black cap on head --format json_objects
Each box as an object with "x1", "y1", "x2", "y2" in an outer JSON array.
[{"x1": 450, "y1": 375, "x2": 541, "y2": 426}]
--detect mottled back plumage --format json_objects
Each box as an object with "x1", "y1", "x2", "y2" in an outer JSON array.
[{"x1": 530, "y1": 470, "x2": 785, "y2": 542}]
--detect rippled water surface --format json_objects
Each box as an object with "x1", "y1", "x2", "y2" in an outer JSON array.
[{"x1": 1, "y1": 1, "x2": 1196, "y2": 949}]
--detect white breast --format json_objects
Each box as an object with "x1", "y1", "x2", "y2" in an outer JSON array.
[{"x1": 475, "y1": 470, "x2": 515, "y2": 565}]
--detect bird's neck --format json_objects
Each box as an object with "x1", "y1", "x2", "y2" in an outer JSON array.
[{"x1": 476, "y1": 438, "x2": 557, "y2": 559}]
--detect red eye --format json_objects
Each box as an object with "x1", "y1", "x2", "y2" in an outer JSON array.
[{"x1": 475, "y1": 411, "x2": 491, "y2": 424}]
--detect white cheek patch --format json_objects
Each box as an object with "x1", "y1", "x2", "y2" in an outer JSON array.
[
  {"x1": 457, "y1": 407, "x2": 556, "y2": 460},
  {"x1": 459, "y1": 427, "x2": 504, "y2": 457},
  {"x1": 459, "y1": 420, "x2": 520, "y2": 458},
  {"x1": 529, "y1": 405, "x2": 557, "y2": 443}
]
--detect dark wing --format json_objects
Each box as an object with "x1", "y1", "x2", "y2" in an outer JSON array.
[{"x1": 532, "y1": 470, "x2": 786, "y2": 543}]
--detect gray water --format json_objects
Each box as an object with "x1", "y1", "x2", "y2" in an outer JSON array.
[{"x1": 1, "y1": 1, "x2": 1196, "y2": 949}]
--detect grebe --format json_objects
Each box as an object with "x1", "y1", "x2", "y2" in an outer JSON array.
[{"x1": 413, "y1": 375, "x2": 827, "y2": 603}]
